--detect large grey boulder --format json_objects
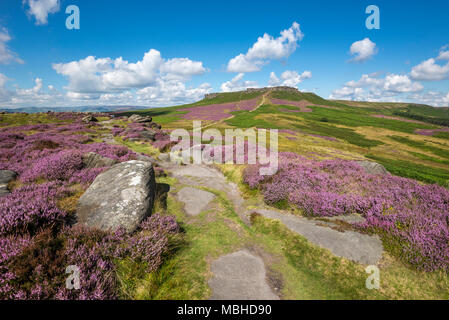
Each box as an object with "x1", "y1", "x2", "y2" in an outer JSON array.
[
  {"x1": 82, "y1": 152, "x2": 118, "y2": 168},
  {"x1": 76, "y1": 160, "x2": 156, "y2": 233},
  {"x1": 0, "y1": 170, "x2": 17, "y2": 197},
  {"x1": 356, "y1": 160, "x2": 389, "y2": 175}
]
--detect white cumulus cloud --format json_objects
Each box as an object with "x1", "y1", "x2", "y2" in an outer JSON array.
[
  {"x1": 220, "y1": 73, "x2": 258, "y2": 92},
  {"x1": 227, "y1": 22, "x2": 304, "y2": 73},
  {"x1": 330, "y1": 73, "x2": 422, "y2": 101},
  {"x1": 349, "y1": 38, "x2": 377, "y2": 62},
  {"x1": 24, "y1": 0, "x2": 60, "y2": 25},
  {"x1": 268, "y1": 70, "x2": 312, "y2": 87},
  {"x1": 52, "y1": 49, "x2": 207, "y2": 97},
  {"x1": 410, "y1": 58, "x2": 449, "y2": 81}
]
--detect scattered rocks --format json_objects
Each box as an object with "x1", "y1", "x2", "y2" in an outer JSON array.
[
  {"x1": 129, "y1": 114, "x2": 152, "y2": 123},
  {"x1": 76, "y1": 160, "x2": 156, "y2": 233},
  {"x1": 252, "y1": 209, "x2": 383, "y2": 265},
  {"x1": 139, "y1": 129, "x2": 157, "y2": 141},
  {"x1": 209, "y1": 250, "x2": 279, "y2": 300},
  {"x1": 356, "y1": 160, "x2": 389, "y2": 175},
  {"x1": 82, "y1": 115, "x2": 98, "y2": 123},
  {"x1": 149, "y1": 122, "x2": 162, "y2": 130},
  {"x1": 0, "y1": 170, "x2": 17, "y2": 197},
  {"x1": 176, "y1": 186, "x2": 215, "y2": 216},
  {"x1": 82, "y1": 152, "x2": 118, "y2": 168},
  {"x1": 136, "y1": 154, "x2": 156, "y2": 164}
]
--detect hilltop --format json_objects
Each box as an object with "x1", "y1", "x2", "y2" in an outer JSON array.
[{"x1": 116, "y1": 87, "x2": 449, "y2": 187}]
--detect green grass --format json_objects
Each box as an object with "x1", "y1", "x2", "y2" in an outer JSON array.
[
  {"x1": 0, "y1": 112, "x2": 68, "y2": 126},
  {"x1": 292, "y1": 121, "x2": 383, "y2": 148},
  {"x1": 434, "y1": 132, "x2": 449, "y2": 140},
  {"x1": 366, "y1": 154, "x2": 449, "y2": 187},
  {"x1": 269, "y1": 90, "x2": 348, "y2": 108},
  {"x1": 226, "y1": 104, "x2": 382, "y2": 148},
  {"x1": 393, "y1": 104, "x2": 449, "y2": 127},
  {"x1": 251, "y1": 214, "x2": 449, "y2": 299},
  {"x1": 408, "y1": 151, "x2": 449, "y2": 166},
  {"x1": 388, "y1": 135, "x2": 449, "y2": 160},
  {"x1": 297, "y1": 106, "x2": 436, "y2": 134},
  {"x1": 114, "y1": 136, "x2": 160, "y2": 157}
]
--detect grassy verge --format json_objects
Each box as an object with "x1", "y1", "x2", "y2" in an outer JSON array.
[{"x1": 367, "y1": 154, "x2": 449, "y2": 187}]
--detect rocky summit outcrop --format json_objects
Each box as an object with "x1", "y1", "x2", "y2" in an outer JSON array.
[
  {"x1": 356, "y1": 160, "x2": 389, "y2": 175},
  {"x1": 0, "y1": 170, "x2": 17, "y2": 197},
  {"x1": 76, "y1": 160, "x2": 156, "y2": 233},
  {"x1": 82, "y1": 152, "x2": 118, "y2": 168}
]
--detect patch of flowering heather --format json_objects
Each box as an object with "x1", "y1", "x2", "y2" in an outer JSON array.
[
  {"x1": 139, "y1": 213, "x2": 180, "y2": 234},
  {"x1": 270, "y1": 99, "x2": 313, "y2": 112},
  {"x1": 111, "y1": 127, "x2": 125, "y2": 137},
  {"x1": 0, "y1": 236, "x2": 32, "y2": 299},
  {"x1": 415, "y1": 128, "x2": 449, "y2": 136},
  {"x1": 244, "y1": 152, "x2": 449, "y2": 271},
  {"x1": 151, "y1": 132, "x2": 173, "y2": 151},
  {"x1": 20, "y1": 150, "x2": 84, "y2": 182},
  {"x1": 371, "y1": 114, "x2": 425, "y2": 124},
  {"x1": 68, "y1": 167, "x2": 108, "y2": 185},
  {"x1": 180, "y1": 98, "x2": 259, "y2": 121},
  {"x1": 0, "y1": 182, "x2": 68, "y2": 236},
  {"x1": 0, "y1": 214, "x2": 180, "y2": 300}
]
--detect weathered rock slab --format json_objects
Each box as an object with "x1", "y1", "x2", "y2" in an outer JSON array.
[
  {"x1": 177, "y1": 187, "x2": 215, "y2": 216},
  {"x1": 253, "y1": 209, "x2": 383, "y2": 265},
  {"x1": 129, "y1": 114, "x2": 152, "y2": 123},
  {"x1": 356, "y1": 160, "x2": 389, "y2": 175},
  {"x1": 209, "y1": 250, "x2": 279, "y2": 300},
  {"x1": 76, "y1": 160, "x2": 156, "y2": 233}
]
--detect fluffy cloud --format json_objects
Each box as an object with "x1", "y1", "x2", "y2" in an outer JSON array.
[
  {"x1": 52, "y1": 49, "x2": 208, "y2": 101},
  {"x1": 407, "y1": 91, "x2": 449, "y2": 107},
  {"x1": 437, "y1": 50, "x2": 449, "y2": 61},
  {"x1": 220, "y1": 73, "x2": 258, "y2": 92},
  {"x1": 268, "y1": 70, "x2": 312, "y2": 87},
  {"x1": 349, "y1": 38, "x2": 377, "y2": 62},
  {"x1": 0, "y1": 28, "x2": 23, "y2": 65},
  {"x1": 136, "y1": 81, "x2": 211, "y2": 105},
  {"x1": 227, "y1": 22, "x2": 303, "y2": 73},
  {"x1": 330, "y1": 73, "x2": 422, "y2": 101},
  {"x1": 24, "y1": 0, "x2": 60, "y2": 25},
  {"x1": 410, "y1": 58, "x2": 449, "y2": 81},
  {"x1": 383, "y1": 74, "x2": 423, "y2": 93},
  {"x1": 1, "y1": 48, "x2": 211, "y2": 108}
]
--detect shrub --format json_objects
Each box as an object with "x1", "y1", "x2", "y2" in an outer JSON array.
[{"x1": 244, "y1": 152, "x2": 449, "y2": 272}]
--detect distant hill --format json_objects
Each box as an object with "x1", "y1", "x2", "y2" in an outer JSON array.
[
  {"x1": 113, "y1": 87, "x2": 449, "y2": 187},
  {"x1": 0, "y1": 105, "x2": 149, "y2": 114}
]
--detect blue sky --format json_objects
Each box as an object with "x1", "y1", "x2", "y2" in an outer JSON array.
[{"x1": 0, "y1": 0, "x2": 448, "y2": 108}]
